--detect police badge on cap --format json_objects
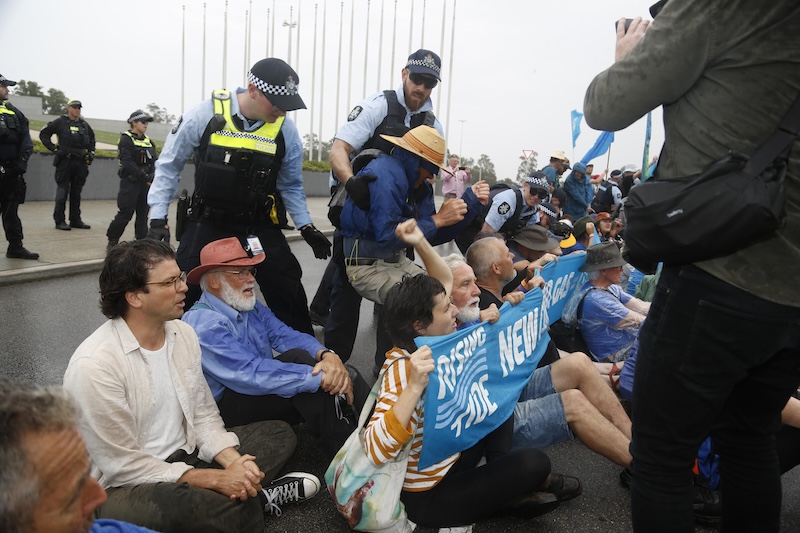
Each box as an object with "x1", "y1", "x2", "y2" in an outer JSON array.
[{"x1": 248, "y1": 58, "x2": 306, "y2": 111}]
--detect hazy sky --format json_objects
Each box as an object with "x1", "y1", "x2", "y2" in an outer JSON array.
[{"x1": 4, "y1": 0, "x2": 662, "y2": 179}]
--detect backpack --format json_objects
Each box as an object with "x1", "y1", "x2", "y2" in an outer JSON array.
[
  {"x1": 547, "y1": 290, "x2": 594, "y2": 356},
  {"x1": 455, "y1": 184, "x2": 524, "y2": 253}
]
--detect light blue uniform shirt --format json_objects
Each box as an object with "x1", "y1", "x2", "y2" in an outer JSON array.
[
  {"x1": 484, "y1": 188, "x2": 540, "y2": 232},
  {"x1": 329, "y1": 85, "x2": 444, "y2": 186},
  {"x1": 182, "y1": 291, "x2": 325, "y2": 401},
  {"x1": 148, "y1": 88, "x2": 311, "y2": 227}
]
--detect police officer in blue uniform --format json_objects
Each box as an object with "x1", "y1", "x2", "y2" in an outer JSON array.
[
  {"x1": 39, "y1": 99, "x2": 96, "y2": 230},
  {"x1": 319, "y1": 49, "x2": 445, "y2": 362},
  {"x1": 0, "y1": 74, "x2": 38, "y2": 260},
  {"x1": 106, "y1": 110, "x2": 158, "y2": 251},
  {"x1": 147, "y1": 58, "x2": 330, "y2": 334}
]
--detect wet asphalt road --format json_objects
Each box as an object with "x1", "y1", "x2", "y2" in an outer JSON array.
[{"x1": 2, "y1": 239, "x2": 799, "y2": 532}]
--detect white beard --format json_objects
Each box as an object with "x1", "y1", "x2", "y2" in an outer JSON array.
[
  {"x1": 219, "y1": 277, "x2": 257, "y2": 312},
  {"x1": 456, "y1": 297, "x2": 481, "y2": 323}
]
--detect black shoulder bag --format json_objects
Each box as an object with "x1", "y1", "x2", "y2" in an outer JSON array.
[{"x1": 624, "y1": 95, "x2": 800, "y2": 273}]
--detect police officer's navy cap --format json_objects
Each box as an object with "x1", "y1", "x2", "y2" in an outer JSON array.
[
  {"x1": 67, "y1": 99, "x2": 82, "y2": 108},
  {"x1": 538, "y1": 201, "x2": 558, "y2": 219},
  {"x1": 248, "y1": 58, "x2": 306, "y2": 111},
  {"x1": 0, "y1": 74, "x2": 17, "y2": 87},
  {"x1": 405, "y1": 49, "x2": 442, "y2": 81},
  {"x1": 525, "y1": 172, "x2": 549, "y2": 190},
  {"x1": 128, "y1": 110, "x2": 154, "y2": 124}
]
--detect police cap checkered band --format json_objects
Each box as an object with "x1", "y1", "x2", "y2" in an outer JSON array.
[
  {"x1": 525, "y1": 172, "x2": 549, "y2": 190},
  {"x1": 128, "y1": 110, "x2": 153, "y2": 124},
  {"x1": 67, "y1": 99, "x2": 82, "y2": 107},
  {"x1": 0, "y1": 74, "x2": 17, "y2": 87},
  {"x1": 538, "y1": 202, "x2": 558, "y2": 219},
  {"x1": 405, "y1": 49, "x2": 442, "y2": 80},
  {"x1": 247, "y1": 58, "x2": 306, "y2": 111}
]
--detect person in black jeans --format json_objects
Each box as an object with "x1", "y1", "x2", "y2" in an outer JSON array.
[
  {"x1": 106, "y1": 110, "x2": 157, "y2": 251},
  {"x1": 39, "y1": 99, "x2": 95, "y2": 230},
  {"x1": 0, "y1": 73, "x2": 38, "y2": 259}
]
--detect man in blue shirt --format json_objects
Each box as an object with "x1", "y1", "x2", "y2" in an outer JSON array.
[
  {"x1": 575, "y1": 242, "x2": 650, "y2": 363},
  {"x1": 540, "y1": 150, "x2": 570, "y2": 191},
  {"x1": 147, "y1": 58, "x2": 330, "y2": 334},
  {"x1": 183, "y1": 237, "x2": 368, "y2": 458}
]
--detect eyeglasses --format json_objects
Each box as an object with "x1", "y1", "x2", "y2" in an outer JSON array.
[
  {"x1": 216, "y1": 268, "x2": 257, "y2": 280},
  {"x1": 535, "y1": 188, "x2": 549, "y2": 199},
  {"x1": 146, "y1": 271, "x2": 187, "y2": 291},
  {"x1": 408, "y1": 72, "x2": 438, "y2": 89}
]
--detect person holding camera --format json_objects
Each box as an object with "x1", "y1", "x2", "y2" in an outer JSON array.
[
  {"x1": 106, "y1": 110, "x2": 158, "y2": 252},
  {"x1": 584, "y1": 3, "x2": 800, "y2": 532},
  {"x1": 441, "y1": 153, "x2": 472, "y2": 199}
]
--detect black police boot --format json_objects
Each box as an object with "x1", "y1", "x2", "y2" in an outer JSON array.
[
  {"x1": 106, "y1": 240, "x2": 118, "y2": 254},
  {"x1": 6, "y1": 244, "x2": 39, "y2": 260},
  {"x1": 55, "y1": 222, "x2": 71, "y2": 231},
  {"x1": 70, "y1": 220, "x2": 91, "y2": 229}
]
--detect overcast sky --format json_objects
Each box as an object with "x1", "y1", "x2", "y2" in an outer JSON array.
[{"x1": 4, "y1": 0, "x2": 662, "y2": 179}]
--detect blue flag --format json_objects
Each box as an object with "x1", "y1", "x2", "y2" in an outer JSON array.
[
  {"x1": 571, "y1": 110, "x2": 584, "y2": 148},
  {"x1": 413, "y1": 253, "x2": 587, "y2": 469},
  {"x1": 580, "y1": 131, "x2": 615, "y2": 165},
  {"x1": 641, "y1": 111, "x2": 652, "y2": 182}
]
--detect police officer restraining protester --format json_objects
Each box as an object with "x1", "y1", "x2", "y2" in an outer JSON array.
[
  {"x1": 39, "y1": 99, "x2": 96, "y2": 231},
  {"x1": 320, "y1": 49, "x2": 445, "y2": 362},
  {"x1": 0, "y1": 74, "x2": 38, "y2": 260},
  {"x1": 106, "y1": 110, "x2": 157, "y2": 252},
  {"x1": 147, "y1": 58, "x2": 331, "y2": 334}
]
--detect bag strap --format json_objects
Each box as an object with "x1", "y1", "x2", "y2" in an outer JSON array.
[
  {"x1": 357, "y1": 355, "x2": 410, "y2": 428},
  {"x1": 357, "y1": 355, "x2": 419, "y2": 458},
  {"x1": 743, "y1": 94, "x2": 800, "y2": 176}
]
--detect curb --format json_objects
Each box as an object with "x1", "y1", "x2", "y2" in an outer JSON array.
[{"x1": 0, "y1": 230, "x2": 333, "y2": 287}]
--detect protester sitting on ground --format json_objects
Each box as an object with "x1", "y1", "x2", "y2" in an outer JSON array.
[
  {"x1": 550, "y1": 188, "x2": 567, "y2": 217},
  {"x1": 362, "y1": 218, "x2": 561, "y2": 529},
  {"x1": 63, "y1": 239, "x2": 318, "y2": 531},
  {"x1": 0, "y1": 378, "x2": 158, "y2": 533},
  {"x1": 594, "y1": 212, "x2": 623, "y2": 245},
  {"x1": 445, "y1": 253, "x2": 634, "y2": 469},
  {"x1": 182, "y1": 237, "x2": 370, "y2": 459},
  {"x1": 567, "y1": 242, "x2": 650, "y2": 371},
  {"x1": 561, "y1": 215, "x2": 595, "y2": 254}
]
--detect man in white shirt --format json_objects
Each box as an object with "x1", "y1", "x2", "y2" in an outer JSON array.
[{"x1": 64, "y1": 239, "x2": 319, "y2": 532}]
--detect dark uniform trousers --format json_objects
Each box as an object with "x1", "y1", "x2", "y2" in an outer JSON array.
[
  {"x1": 0, "y1": 166, "x2": 24, "y2": 245},
  {"x1": 107, "y1": 178, "x2": 150, "y2": 241},
  {"x1": 53, "y1": 157, "x2": 89, "y2": 224},
  {"x1": 97, "y1": 420, "x2": 296, "y2": 533},
  {"x1": 177, "y1": 218, "x2": 314, "y2": 334}
]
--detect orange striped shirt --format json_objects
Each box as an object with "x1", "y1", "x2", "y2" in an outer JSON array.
[{"x1": 363, "y1": 348, "x2": 460, "y2": 492}]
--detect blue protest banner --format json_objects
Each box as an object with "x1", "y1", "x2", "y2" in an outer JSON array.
[
  {"x1": 413, "y1": 252, "x2": 587, "y2": 469},
  {"x1": 414, "y1": 290, "x2": 549, "y2": 469}
]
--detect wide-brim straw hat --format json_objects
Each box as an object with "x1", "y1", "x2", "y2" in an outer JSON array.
[{"x1": 380, "y1": 125, "x2": 450, "y2": 173}]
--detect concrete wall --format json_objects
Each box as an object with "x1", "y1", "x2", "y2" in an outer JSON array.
[
  {"x1": 12, "y1": 95, "x2": 173, "y2": 142},
  {"x1": 24, "y1": 153, "x2": 330, "y2": 201}
]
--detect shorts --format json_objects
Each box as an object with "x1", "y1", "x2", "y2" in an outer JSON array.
[{"x1": 511, "y1": 365, "x2": 573, "y2": 449}]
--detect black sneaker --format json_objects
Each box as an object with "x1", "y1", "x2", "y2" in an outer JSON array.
[
  {"x1": 6, "y1": 245, "x2": 39, "y2": 260},
  {"x1": 542, "y1": 473, "x2": 582, "y2": 502},
  {"x1": 693, "y1": 484, "x2": 721, "y2": 525},
  {"x1": 309, "y1": 308, "x2": 328, "y2": 327},
  {"x1": 506, "y1": 492, "x2": 560, "y2": 518},
  {"x1": 262, "y1": 472, "x2": 320, "y2": 516},
  {"x1": 619, "y1": 468, "x2": 632, "y2": 489}
]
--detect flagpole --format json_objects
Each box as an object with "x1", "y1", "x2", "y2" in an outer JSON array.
[
  {"x1": 376, "y1": 0, "x2": 384, "y2": 91},
  {"x1": 606, "y1": 144, "x2": 613, "y2": 174},
  {"x1": 318, "y1": 0, "x2": 327, "y2": 161},
  {"x1": 310, "y1": 3, "x2": 318, "y2": 161}
]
